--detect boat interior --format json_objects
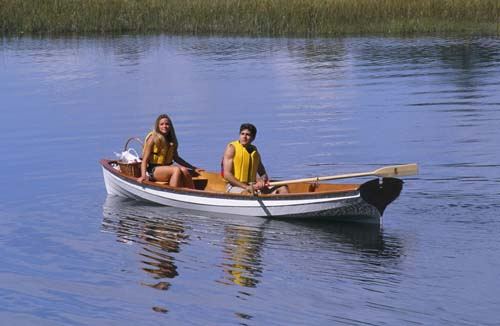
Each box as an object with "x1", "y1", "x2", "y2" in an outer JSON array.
[
  {"x1": 108, "y1": 160, "x2": 360, "y2": 196},
  {"x1": 191, "y1": 171, "x2": 360, "y2": 194}
]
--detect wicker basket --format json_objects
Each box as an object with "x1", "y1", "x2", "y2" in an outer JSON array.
[
  {"x1": 118, "y1": 161, "x2": 141, "y2": 177},
  {"x1": 118, "y1": 137, "x2": 143, "y2": 177}
]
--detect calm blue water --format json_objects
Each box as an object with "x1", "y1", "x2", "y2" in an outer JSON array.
[{"x1": 1, "y1": 35, "x2": 500, "y2": 325}]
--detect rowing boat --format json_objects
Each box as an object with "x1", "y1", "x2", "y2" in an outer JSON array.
[{"x1": 100, "y1": 159, "x2": 406, "y2": 223}]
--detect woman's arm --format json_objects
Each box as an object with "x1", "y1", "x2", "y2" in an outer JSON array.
[
  {"x1": 138, "y1": 138, "x2": 153, "y2": 183},
  {"x1": 174, "y1": 151, "x2": 199, "y2": 170}
]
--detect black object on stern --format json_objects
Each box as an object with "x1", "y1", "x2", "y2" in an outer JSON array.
[{"x1": 359, "y1": 178, "x2": 403, "y2": 216}]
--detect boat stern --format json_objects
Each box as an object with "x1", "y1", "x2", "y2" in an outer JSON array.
[{"x1": 359, "y1": 178, "x2": 403, "y2": 216}]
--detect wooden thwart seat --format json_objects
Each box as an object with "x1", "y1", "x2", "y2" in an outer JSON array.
[{"x1": 193, "y1": 171, "x2": 226, "y2": 192}]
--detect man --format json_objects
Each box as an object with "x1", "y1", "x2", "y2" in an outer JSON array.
[{"x1": 222, "y1": 123, "x2": 288, "y2": 194}]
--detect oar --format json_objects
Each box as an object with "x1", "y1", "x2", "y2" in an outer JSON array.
[{"x1": 268, "y1": 163, "x2": 418, "y2": 187}]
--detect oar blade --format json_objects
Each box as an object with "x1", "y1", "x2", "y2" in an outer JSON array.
[{"x1": 374, "y1": 163, "x2": 419, "y2": 178}]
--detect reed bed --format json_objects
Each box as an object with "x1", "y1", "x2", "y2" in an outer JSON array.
[{"x1": 1, "y1": 0, "x2": 499, "y2": 36}]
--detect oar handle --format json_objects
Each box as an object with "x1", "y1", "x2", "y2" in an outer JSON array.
[
  {"x1": 268, "y1": 163, "x2": 418, "y2": 187},
  {"x1": 269, "y1": 172, "x2": 372, "y2": 187}
]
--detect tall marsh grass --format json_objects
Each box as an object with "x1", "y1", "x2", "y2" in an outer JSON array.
[{"x1": 1, "y1": 0, "x2": 499, "y2": 36}]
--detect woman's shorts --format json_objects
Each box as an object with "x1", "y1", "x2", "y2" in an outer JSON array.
[{"x1": 146, "y1": 164, "x2": 161, "y2": 181}]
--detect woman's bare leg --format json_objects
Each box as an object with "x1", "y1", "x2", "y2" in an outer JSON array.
[
  {"x1": 169, "y1": 167, "x2": 182, "y2": 187},
  {"x1": 179, "y1": 166, "x2": 194, "y2": 189},
  {"x1": 153, "y1": 166, "x2": 182, "y2": 187}
]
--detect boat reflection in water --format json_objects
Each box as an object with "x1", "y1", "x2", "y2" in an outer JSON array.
[
  {"x1": 218, "y1": 224, "x2": 265, "y2": 288},
  {"x1": 216, "y1": 220, "x2": 404, "y2": 291},
  {"x1": 102, "y1": 196, "x2": 403, "y2": 319},
  {"x1": 284, "y1": 220, "x2": 402, "y2": 255},
  {"x1": 101, "y1": 196, "x2": 188, "y2": 292}
]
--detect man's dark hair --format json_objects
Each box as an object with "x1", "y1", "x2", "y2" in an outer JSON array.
[{"x1": 240, "y1": 123, "x2": 257, "y2": 139}]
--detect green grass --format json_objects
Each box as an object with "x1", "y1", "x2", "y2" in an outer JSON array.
[{"x1": 1, "y1": 0, "x2": 499, "y2": 36}]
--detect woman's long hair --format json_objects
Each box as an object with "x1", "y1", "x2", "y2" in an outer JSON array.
[{"x1": 150, "y1": 114, "x2": 178, "y2": 152}]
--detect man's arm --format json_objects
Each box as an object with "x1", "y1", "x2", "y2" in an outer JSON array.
[
  {"x1": 257, "y1": 161, "x2": 268, "y2": 182},
  {"x1": 223, "y1": 144, "x2": 250, "y2": 190},
  {"x1": 255, "y1": 160, "x2": 269, "y2": 189}
]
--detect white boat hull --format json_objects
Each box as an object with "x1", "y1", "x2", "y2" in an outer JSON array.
[{"x1": 101, "y1": 163, "x2": 402, "y2": 223}]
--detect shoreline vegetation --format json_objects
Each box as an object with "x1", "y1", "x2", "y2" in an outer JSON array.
[{"x1": 1, "y1": 0, "x2": 499, "y2": 36}]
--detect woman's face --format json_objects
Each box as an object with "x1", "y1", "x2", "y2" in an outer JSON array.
[{"x1": 158, "y1": 118, "x2": 171, "y2": 135}]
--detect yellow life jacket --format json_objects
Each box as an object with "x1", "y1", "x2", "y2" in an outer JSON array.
[
  {"x1": 230, "y1": 140, "x2": 260, "y2": 183},
  {"x1": 145, "y1": 132, "x2": 175, "y2": 165}
]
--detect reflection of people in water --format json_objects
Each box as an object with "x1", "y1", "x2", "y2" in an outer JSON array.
[
  {"x1": 221, "y1": 225, "x2": 264, "y2": 288},
  {"x1": 101, "y1": 199, "x2": 187, "y2": 291},
  {"x1": 139, "y1": 219, "x2": 187, "y2": 282}
]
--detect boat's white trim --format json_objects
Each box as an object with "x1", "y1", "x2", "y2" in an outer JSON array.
[
  {"x1": 105, "y1": 168, "x2": 359, "y2": 206},
  {"x1": 102, "y1": 165, "x2": 381, "y2": 221}
]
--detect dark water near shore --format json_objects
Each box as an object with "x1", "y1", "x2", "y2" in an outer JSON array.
[{"x1": 1, "y1": 35, "x2": 500, "y2": 325}]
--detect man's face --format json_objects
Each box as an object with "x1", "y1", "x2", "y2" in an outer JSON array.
[{"x1": 239, "y1": 129, "x2": 253, "y2": 146}]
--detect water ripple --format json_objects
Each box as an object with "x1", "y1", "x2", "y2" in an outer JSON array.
[{"x1": 2, "y1": 35, "x2": 500, "y2": 325}]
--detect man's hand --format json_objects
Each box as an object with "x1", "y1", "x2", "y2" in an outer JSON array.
[{"x1": 254, "y1": 179, "x2": 266, "y2": 190}]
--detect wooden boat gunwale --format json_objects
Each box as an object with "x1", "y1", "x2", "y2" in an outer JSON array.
[{"x1": 100, "y1": 159, "x2": 362, "y2": 201}]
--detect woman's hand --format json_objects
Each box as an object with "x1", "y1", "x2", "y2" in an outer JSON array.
[{"x1": 137, "y1": 176, "x2": 146, "y2": 183}]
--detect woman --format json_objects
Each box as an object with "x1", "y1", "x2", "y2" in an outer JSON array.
[{"x1": 138, "y1": 114, "x2": 201, "y2": 188}]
